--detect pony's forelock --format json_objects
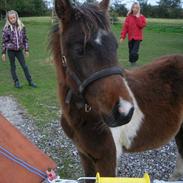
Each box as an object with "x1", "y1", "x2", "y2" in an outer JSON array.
[{"x1": 72, "y1": 3, "x2": 110, "y2": 41}]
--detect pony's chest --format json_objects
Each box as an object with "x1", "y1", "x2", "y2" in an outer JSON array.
[{"x1": 110, "y1": 106, "x2": 144, "y2": 157}]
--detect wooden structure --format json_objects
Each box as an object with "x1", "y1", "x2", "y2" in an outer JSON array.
[{"x1": 0, "y1": 114, "x2": 56, "y2": 183}]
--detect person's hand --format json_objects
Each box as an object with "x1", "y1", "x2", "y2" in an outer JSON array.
[
  {"x1": 25, "y1": 51, "x2": 29, "y2": 58},
  {"x1": 120, "y1": 38, "x2": 125, "y2": 43},
  {"x1": 2, "y1": 54, "x2": 6, "y2": 62}
]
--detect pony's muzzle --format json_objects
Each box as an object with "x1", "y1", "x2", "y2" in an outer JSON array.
[{"x1": 105, "y1": 99, "x2": 134, "y2": 128}]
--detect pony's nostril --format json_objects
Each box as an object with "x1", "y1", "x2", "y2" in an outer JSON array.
[
  {"x1": 118, "y1": 98, "x2": 133, "y2": 116},
  {"x1": 104, "y1": 102, "x2": 134, "y2": 128},
  {"x1": 111, "y1": 99, "x2": 134, "y2": 126},
  {"x1": 127, "y1": 106, "x2": 135, "y2": 119}
]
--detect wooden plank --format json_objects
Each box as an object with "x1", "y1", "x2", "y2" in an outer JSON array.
[{"x1": 0, "y1": 114, "x2": 56, "y2": 183}]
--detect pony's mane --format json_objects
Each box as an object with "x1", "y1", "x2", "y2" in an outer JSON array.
[
  {"x1": 49, "y1": 24, "x2": 60, "y2": 60},
  {"x1": 73, "y1": 3, "x2": 110, "y2": 40}
]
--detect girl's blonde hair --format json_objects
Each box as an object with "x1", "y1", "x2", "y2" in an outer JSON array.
[
  {"x1": 127, "y1": 2, "x2": 140, "y2": 16},
  {"x1": 4, "y1": 10, "x2": 24, "y2": 31}
]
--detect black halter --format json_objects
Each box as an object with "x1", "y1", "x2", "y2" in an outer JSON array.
[
  {"x1": 60, "y1": 33, "x2": 124, "y2": 112},
  {"x1": 62, "y1": 55, "x2": 124, "y2": 112}
]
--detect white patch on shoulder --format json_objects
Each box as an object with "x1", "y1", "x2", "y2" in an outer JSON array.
[
  {"x1": 110, "y1": 127, "x2": 123, "y2": 161},
  {"x1": 95, "y1": 29, "x2": 107, "y2": 45},
  {"x1": 110, "y1": 78, "x2": 144, "y2": 158}
]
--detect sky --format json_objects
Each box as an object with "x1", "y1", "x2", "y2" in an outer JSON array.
[{"x1": 147, "y1": 0, "x2": 157, "y2": 5}]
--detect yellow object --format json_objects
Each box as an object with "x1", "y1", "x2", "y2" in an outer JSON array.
[{"x1": 96, "y1": 172, "x2": 150, "y2": 183}]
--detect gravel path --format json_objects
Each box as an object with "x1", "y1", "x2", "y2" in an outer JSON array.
[
  {"x1": 0, "y1": 96, "x2": 82, "y2": 180},
  {"x1": 0, "y1": 96, "x2": 180, "y2": 181}
]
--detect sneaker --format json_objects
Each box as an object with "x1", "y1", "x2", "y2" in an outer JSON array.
[
  {"x1": 15, "y1": 81, "x2": 22, "y2": 88},
  {"x1": 29, "y1": 81, "x2": 37, "y2": 88}
]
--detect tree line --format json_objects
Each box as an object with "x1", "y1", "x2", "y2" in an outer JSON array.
[
  {"x1": 111, "y1": 0, "x2": 183, "y2": 18},
  {"x1": 0, "y1": 0, "x2": 183, "y2": 18},
  {"x1": 0, "y1": 0, "x2": 50, "y2": 18}
]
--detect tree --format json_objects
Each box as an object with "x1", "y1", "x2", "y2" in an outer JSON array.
[
  {"x1": 0, "y1": 0, "x2": 49, "y2": 17},
  {"x1": 158, "y1": 0, "x2": 182, "y2": 8},
  {"x1": 138, "y1": 0, "x2": 149, "y2": 16},
  {"x1": 0, "y1": 0, "x2": 8, "y2": 19},
  {"x1": 111, "y1": 0, "x2": 128, "y2": 17},
  {"x1": 157, "y1": 0, "x2": 183, "y2": 18}
]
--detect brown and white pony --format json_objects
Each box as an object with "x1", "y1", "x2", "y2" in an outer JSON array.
[{"x1": 50, "y1": 0, "x2": 183, "y2": 181}]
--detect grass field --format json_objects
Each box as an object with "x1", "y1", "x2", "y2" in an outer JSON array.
[
  {"x1": 0, "y1": 17, "x2": 183, "y2": 127},
  {"x1": 0, "y1": 17, "x2": 59, "y2": 126}
]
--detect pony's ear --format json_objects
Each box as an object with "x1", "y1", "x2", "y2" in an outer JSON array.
[
  {"x1": 55, "y1": 0, "x2": 73, "y2": 20},
  {"x1": 99, "y1": 0, "x2": 110, "y2": 12}
]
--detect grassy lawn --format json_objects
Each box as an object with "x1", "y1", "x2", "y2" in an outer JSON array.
[
  {"x1": 112, "y1": 22, "x2": 183, "y2": 68},
  {"x1": 0, "y1": 17, "x2": 59, "y2": 126},
  {"x1": 0, "y1": 17, "x2": 183, "y2": 127}
]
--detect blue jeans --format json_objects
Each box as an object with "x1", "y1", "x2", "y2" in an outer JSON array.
[{"x1": 7, "y1": 50, "x2": 32, "y2": 83}]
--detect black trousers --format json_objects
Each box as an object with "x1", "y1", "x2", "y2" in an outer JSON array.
[
  {"x1": 128, "y1": 39, "x2": 141, "y2": 63},
  {"x1": 7, "y1": 50, "x2": 32, "y2": 82}
]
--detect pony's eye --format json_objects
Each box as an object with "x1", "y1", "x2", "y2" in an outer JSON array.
[{"x1": 73, "y1": 45, "x2": 84, "y2": 56}]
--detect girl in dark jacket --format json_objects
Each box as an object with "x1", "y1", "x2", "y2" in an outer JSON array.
[
  {"x1": 120, "y1": 2, "x2": 146, "y2": 66},
  {"x1": 1, "y1": 10, "x2": 36, "y2": 88}
]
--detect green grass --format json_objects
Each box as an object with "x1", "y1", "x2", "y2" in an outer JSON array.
[
  {"x1": 118, "y1": 17, "x2": 183, "y2": 34},
  {"x1": 0, "y1": 17, "x2": 183, "y2": 127},
  {"x1": 0, "y1": 17, "x2": 59, "y2": 126},
  {"x1": 112, "y1": 23, "x2": 183, "y2": 68},
  {"x1": 118, "y1": 17, "x2": 183, "y2": 24}
]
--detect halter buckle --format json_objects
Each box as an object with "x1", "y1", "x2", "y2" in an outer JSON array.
[
  {"x1": 85, "y1": 104, "x2": 92, "y2": 113},
  {"x1": 62, "y1": 56, "x2": 67, "y2": 67}
]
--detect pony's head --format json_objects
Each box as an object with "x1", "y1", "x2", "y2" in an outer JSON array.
[{"x1": 54, "y1": 0, "x2": 134, "y2": 127}]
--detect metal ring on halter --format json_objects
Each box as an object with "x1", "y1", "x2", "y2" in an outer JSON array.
[
  {"x1": 85, "y1": 104, "x2": 92, "y2": 112},
  {"x1": 62, "y1": 56, "x2": 67, "y2": 67}
]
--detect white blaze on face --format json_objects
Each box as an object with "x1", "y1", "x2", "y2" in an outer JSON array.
[
  {"x1": 95, "y1": 29, "x2": 107, "y2": 45},
  {"x1": 118, "y1": 97, "x2": 133, "y2": 116}
]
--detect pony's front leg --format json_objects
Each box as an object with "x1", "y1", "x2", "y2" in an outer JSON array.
[
  {"x1": 79, "y1": 134, "x2": 116, "y2": 180},
  {"x1": 78, "y1": 146, "x2": 116, "y2": 182},
  {"x1": 76, "y1": 114, "x2": 117, "y2": 179},
  {"x1": 93, "y1": 136, "x2": 117, "y2": 177},
  {"x1": 78, "y1": 152, "x2": 96, "y2": 183},
  {"x1": 95, "y1": 151, "x2": 116, "y2": 177}
]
